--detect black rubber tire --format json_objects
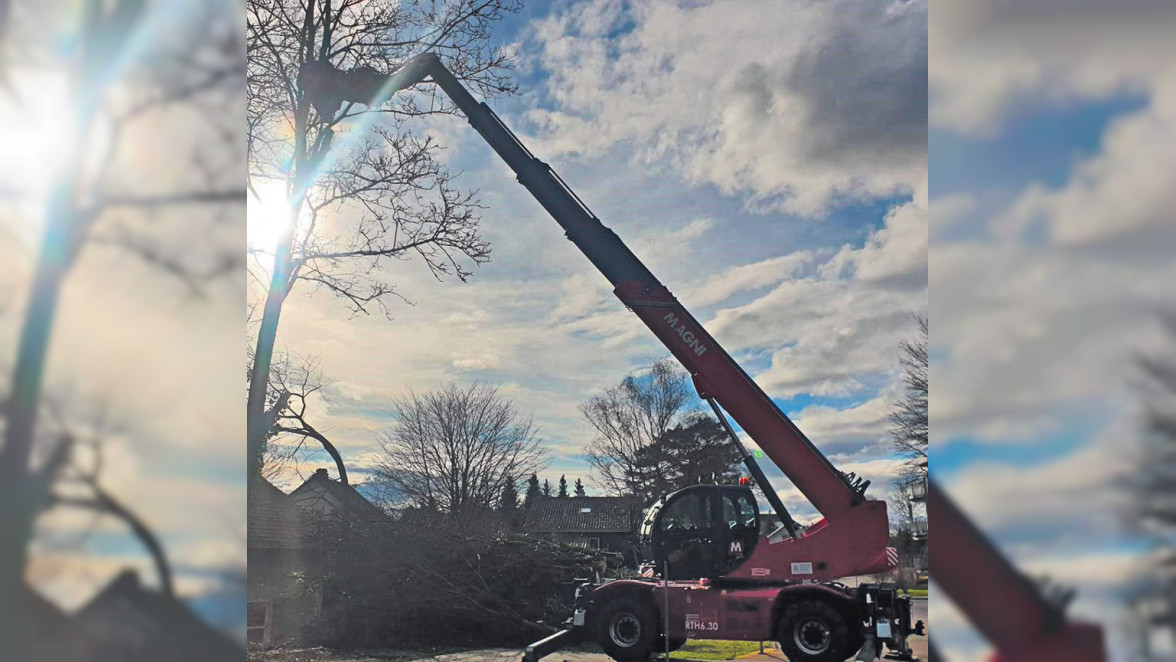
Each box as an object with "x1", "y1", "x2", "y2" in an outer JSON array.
[
  {"x1": 595, "y1": 598, "x2": 658, "y2": 662},
  {"x1": 777, "y1": 600, "x2": 853, "y2": 661}
]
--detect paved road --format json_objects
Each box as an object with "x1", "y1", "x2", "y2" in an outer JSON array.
[
  {"x1": 411, "y1": 598, "x2": 929, "y2": 662},
  {"x1": 410, "y1": 651, "x2": 603, "y2": 661}
]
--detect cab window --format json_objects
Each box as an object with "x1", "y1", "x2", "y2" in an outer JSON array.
[
  {"x1": 723, "y1": 493, "x2": 756, "y2": 530},
  {"x1": 656, "y1": 492, "x2": 710, "y2": 532},
  {"x1": 722, "y1": 494, "x2": 739, "y2": 530},
  {"x1": 736, "y1": 492, "x2": 757, "y2": 529}
]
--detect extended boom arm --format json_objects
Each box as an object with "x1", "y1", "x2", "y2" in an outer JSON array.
[
  {"x1": 298, "y1": 52, "x2": 895, "y2": 581},
  {"x1": 383, "y1": 53, "x2": 863, "y2": 521}
]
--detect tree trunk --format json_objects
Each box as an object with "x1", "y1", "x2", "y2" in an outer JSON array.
[{"x1": 0, "y1": 55, "x2": 100, "y2": 657}]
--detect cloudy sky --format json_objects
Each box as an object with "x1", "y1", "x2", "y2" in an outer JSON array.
[
  {"x1": 929, "y1": 1, "x2": 1176, "y2": 659},
  {"x1": 260, "y1": 0, "x2": 928, "y2": 536}
]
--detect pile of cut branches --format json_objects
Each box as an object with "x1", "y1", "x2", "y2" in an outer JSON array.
[{"x1": 306, "y1": 513, "x2": 615, "y2": 647}]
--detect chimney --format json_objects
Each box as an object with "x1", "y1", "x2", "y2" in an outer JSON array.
[{"x1": 315, "y1": 468, "x2": 329, "y2": 479}]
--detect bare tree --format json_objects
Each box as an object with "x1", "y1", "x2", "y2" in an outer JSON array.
[
  {"x1": 581, "y1": 359, "x2": 695, "y2": 500},
  {"x1": 890, "y1": 313, "x2": 928, "y2": 482},
  {"x1": 251, "y1": 347, "x2": 350, "y2": 484},
  {"x1": 244, "y1": 0, "x2": 520, "y2": 480},
  {"x1": 0, "y1": 1, "x2": 242, "y2": 653},
  {"x1": 375, "y1": 382, "x2": 547, "y2": 516},
  {"x1": 42, "y1": 401, "x2": 175, "y2": 598}
]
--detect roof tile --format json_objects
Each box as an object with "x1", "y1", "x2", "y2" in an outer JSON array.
[{"x1": 522, "y1": 496, "x2": 643, "y2": 533}]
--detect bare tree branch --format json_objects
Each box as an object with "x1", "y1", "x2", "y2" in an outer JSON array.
[
  {"x1": 890, "y1": 313, "x2": 928, "y2": 482},
  {"x1": 375, "y1": 382, "x2": 548, "y2": 516}
]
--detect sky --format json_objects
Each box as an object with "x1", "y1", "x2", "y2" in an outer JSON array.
[
  {"x1": 927, "y1": 2, "x2": 1176, "y2": 660},
  {"x1": 259, "y1": 0, "x2": 929, "y2": 541}
]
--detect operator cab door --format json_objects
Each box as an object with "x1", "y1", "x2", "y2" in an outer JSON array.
[
  {"x1": 649, "y1": 485, "x2": 760, "y2": 580},
  {"x1": 719, "y1": 488, "x2": 760, "y2": 574}
]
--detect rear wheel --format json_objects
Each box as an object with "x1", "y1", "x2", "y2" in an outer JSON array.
[
  {"x1": 595, "y1": 598, "x2": 658, "y2": 662},
  {"x1": 777, "y1": 600, "x2": 853, "y2": 661}
]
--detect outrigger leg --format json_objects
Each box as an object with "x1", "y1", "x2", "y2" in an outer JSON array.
[{"x1": 522, "y1": 628, "x2": 576, "y2": 662}]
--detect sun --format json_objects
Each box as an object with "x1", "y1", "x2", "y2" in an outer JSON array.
[
  {"x1": 0, "y1": 71, "x2": 72, "y2": 247},
  {"x1": 247, "y1": 180, "x2": 293, "y2": 251}
]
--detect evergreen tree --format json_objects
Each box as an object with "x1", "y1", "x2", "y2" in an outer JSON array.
[
  {"x1": 524, "y1": 473, "x2": 541, "y2": 508},
  {"x1": 655, "y1": 415, "x2": 743, "y2": 489},
  {"x1": 558, "y1": 475, "x2": 568, "y2": 497},
  {"x1": 500, "y1": 476, "x2": 519, "y2": 513},
  {"x1": 574, "y1": 478, "x2": 586, "y2": 497},
  {"x1": 542, "y1": 478, "x2": 552, "y2": 496}
]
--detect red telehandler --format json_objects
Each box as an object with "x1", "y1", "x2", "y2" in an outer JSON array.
[{"x1": 298, "y1": 53, "x2": 1106, "y2": 662}]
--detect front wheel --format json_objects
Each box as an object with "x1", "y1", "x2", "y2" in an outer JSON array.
[
  {"x1": 595, "y1": 598, "x2": 658, "y2": 662},
  {"x1": 777, "y1": 600, "x2": 853, "y2": 661}
]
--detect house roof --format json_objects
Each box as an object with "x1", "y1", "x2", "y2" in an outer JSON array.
[
  {"x1": 74, "y1": 570, "x2": 242, "y2": 661},
  {"x1": 288, "y1": 468, "x2": 386, "y2": 521},
  {"x1": 22, "y1": 584, "x2": 69, "y2": 633},
  {"x1": 247, "y1": 478, "x2": 311, "y2": 549},
  {"x1": 522, "y1": 496, "x2": 643, "y2": 534}
]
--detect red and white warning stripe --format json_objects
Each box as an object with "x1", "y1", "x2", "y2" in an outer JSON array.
[{"x1": 886, "y1": 547, "x2": 899, "y2": 567}]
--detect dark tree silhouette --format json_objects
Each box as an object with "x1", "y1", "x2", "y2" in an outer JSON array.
[
  {"x1": 574, "y1": 478, "x2": 586, "y2": 497},
  {"x1": 500, "y1": 477, "x2": 519, "y2": 514},
  {"x1": 542, "y1": 478, "x2": 552, "y2": 497},
  {"x1": 656, "y1": 415, "x2": 743, "y2": 489},
  {"x1": 524, "y1": 473, "x2": 541, "y2": 509},
  {"x1": 558, "y1": 475, "x2": 568, "y2": 498}
]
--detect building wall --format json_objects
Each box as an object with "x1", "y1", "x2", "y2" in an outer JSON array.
[{"x1": 246, "y1": 548, "x2": 322, "y2": 645}]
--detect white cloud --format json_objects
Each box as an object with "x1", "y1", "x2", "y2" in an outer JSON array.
[
  {"x1": 708, "y1": 201, "x2": 927, "y2": 397},
  {"x1": 793, "y1": 392, "x2": 897, "y2": 459},
  {"x1": 452, "y1": 351, "x2": 501, "y2": 370},
  {"x1": 521, "y1": 0, "x2": 926, "y2": 215},
  {"x1": 930, "y1": 75, "x2": 1176, "y2": 444},
  {"x1": 930, "y1": 2, "x2": 1176, "y2": 134},
  {"x1": 943, "y1": 421, "x2": 1132, "y2": 545},
  {"x1": 683, "y1": 250, "x2": 823, "y2": 308},
  {"x1": 993, "y1": 69, "x2": 1176, "y2": 249}
]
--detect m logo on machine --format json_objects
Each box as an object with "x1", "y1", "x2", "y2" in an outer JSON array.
[{"x1": 729, "y1": 540, "x2": 743, "y2": 556}]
